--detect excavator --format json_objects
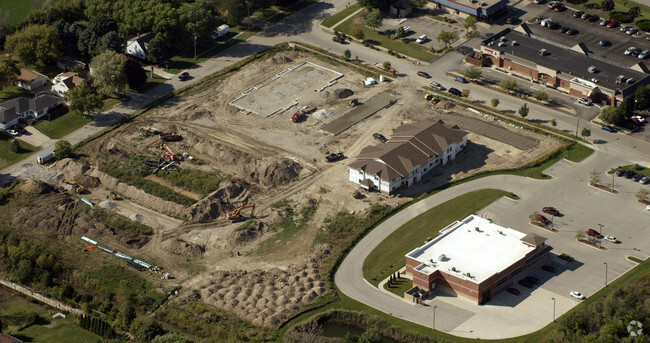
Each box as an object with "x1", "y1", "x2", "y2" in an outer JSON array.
[
  {"x1": 227, "y1": 204, "x2": 255, "y2": 221},
  {"x1": 161, "y1": 143, "x2": 177, "y2": 161},
  {"x1": 63, "y1": 180, "x2": 86, "y2": 194}
]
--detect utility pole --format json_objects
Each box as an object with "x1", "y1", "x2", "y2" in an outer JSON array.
[
  {"x1": 597, "y1": 223, "x2": 603, "y2": 248},
  {"x1": 575, "y1": 118, "x2": 580, "y2": 139},
  {"x1": 433, "y1": 305, "x2": 437, "y2": 331},
  {"x1": 604, "y1": 262, "x2": 608, "y2": 287},
  {"x1": 193, "y1": 34, "x2": 197, "y2": 60},
  {"x1": 612, "y1": 169, "x2": 615, "y2": 192},
  {"x1": 552, "y1": 297, "x2": 556, "y2": 322}
]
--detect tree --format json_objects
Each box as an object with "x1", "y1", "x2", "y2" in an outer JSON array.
[
  {"x1": 463, "y1": 66, "x2": 482, "y2": 80},
  {"x1": 90, "y1": 51, "x2": 127, "y2": 97},
  {"x1": 634, "y1": 85, "x2": 650, "y2": 110},
  {"x1": 54, "y1": 140, "x2": 72, "y2": 160},
  {"x1": 182, "y1": 0, "x2": 219, "y2": 42},
  {"x1": 491, "y1": 98, "x2": 500, "y2": 108},
  {"x1": 628, "y1": 6, "x2": 641, "y2": 20},
  {"x1": 581, "y1": 128, "x2": 591, "y2": 138},
  {"x1": 343, "y1": 49, "x2": 351, "y2": 61},
  {"x1": 462, "y1": 89, "x2": 470, "y2": 97},
  {"x1": 64, "y1": 82, "x2": 103, "y2": 116},
  {"x1": 636, "y1": 188, "x2": 649, "y2": 202},
  {"x1": 125, "y1": 59, "x2": 147, "y2": 89},
  {"x1": 551, "y1": 119, "x2": 557, "y2": 127},
  {"x1": 350, "y1": 25, "x2": 364, "y2": 40},
  {"x1": 464, "y1": 16, "x2": 478, "y2": 35},
  {"x1": 618, "y1": 98, "x2": 635, "y2": 116},
  {"x1": 410, "y1": 0, "x2": 428, "y2": 7},
  {"x1": 533, "y1": 90, "x2": 548, "y2": 101},
  {"x1": 0, "y1": 57, "x2": 19, "y2": 87},
  {"x1": 152, "y1": 332, "x2": 193, "y2": 343},
  {"x1": 136, "y1": 321, "x2": 165, "y2": 343},
  {"x1": 358, "y1": 327, "x2": 382, "y2": 343},
  {"x1": 5, "y1": 24, "x2": 61, "y2": 67},
  {"x1": 590, "y1": 169, "x2": 601, "y2": 185},
  {"x1": 600, "y1": 106, "x2": 624, "y2": 126},
  {"x1": 601, "y1": 0, "x2": 614, "y2": 11},
  {"x1": 9, "y1": 140, "x2": 21, "y2": 153},
  {"x1": 365, "y1": 9, "x2": 383, "y2": 28},
  {"x1": 357, "y1": 0, "x2": 392, "y2": 9},
  {"x1": 395, "y1": 26, "x2": 405, "y2": 38},
  {"x1": 121, "y1": 303, "x2": 136, "y2": 329},
  {"x1": 223, "y1": 0, "x2": 248, "y2": 26},
  {"x1": 519, "y1": 103, "x2": 529, "y2": 119},
  {"x1": 499, "y1": 78, "x2": 517, "y2": 93},
  {"x1": 97, "y1": 31, "x2": 123, "y2": 54},
  {"x1": 146, "y1": 34, "x2": 170, "y2": 64},
  {"x1": 576, "y1": 231, "x2": 585, "y2": 240},
  {"x1": 383, "y1": 61, "x2": 391, "y2": 70},
  {"x1": 437, "y1": 30, "x2": 459, "y2": 48}
]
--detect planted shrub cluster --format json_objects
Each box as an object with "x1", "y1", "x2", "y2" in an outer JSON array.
[{"x1": 79, "y1": 315, "x2": 116, "y2": 338}]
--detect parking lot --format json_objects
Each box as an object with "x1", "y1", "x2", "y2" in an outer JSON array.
[
  {"x1": 378, "y1": 15, "x2": 464, "y2": 50},
  {"x1": 528, "y1": 5, "x2": 650, "y2": 67}
]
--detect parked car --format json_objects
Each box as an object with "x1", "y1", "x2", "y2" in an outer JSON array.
[
  {"x1": 537, "y1": 214, "x2": 551, "y2": 225},
  {"x1": 542, "y1": 265, "x2": 556, "y2": 273},
  {"x1": 632, "y1": 173, "x2": 644, "y2": 182},
  {"x1": 573, "y1": 11, "x2": 584, "y2": 18},
  {"x1": 639, "y1": 176, "x2": 650, "y2": 184},
  {"x1": 417, "y1": 71, "x2": 431, "y2": 78},
  {"x1": 9, "y1": 125, "x2": 25, "y2": 134},
  {"x1": 415, "y1": 34, "x2": 427, "y2": 44},
  {"x1": 506, "y1": 287, "x2": 520, "y2": 295},
  {"x1": 604, "y1": 236, "x2": 617, "y2": 243},
  {"x1": 178, "y1": 71, "x2": 190, "y2": 80},
  {"x1": 625, "y1": 170, "x2": 636, "y2": 179},
  {"x1": 607, "y1": 19, "x2": 619, "y2": 28},
  {"x1": 566, "y1": 28, "x2": 578, "y2": 35},
  {"x1": 429, "y1": 81, "x2": 445, "y2": 90},
  {"x1": 561, "y1": 26, "x2": 570, "y2": 33},
  {"x1": 518, "y1": 279, "x2": 534, "y2": 288},
  {"x1": 448, "y1": 87, "x2": 462, "y2": 96},
  {"x1": 615, "y1": 169, "x2": 626, "y2": 177},
  {"x1": 570, "y1": 291, "x2": 586, "y2": 300},
  {"x1": 325, "y1": 152, "x2": 344, "y2": 162},
  {"x1": 627, "y1": 27, "x2": 638, "y2": 35},
  {"x1": 553, "y1": 3, "x2": 565, "y2": 11},
  {"x1": 547, "y1": 1, "x2": 559, "y2": 8},
  {"x1": 542, "y1": 207, "x2": 560, "y2": 216},
  {"x1": 625, "y1": 46, "x2": 637, "y2": 55},
  {"x1": 598, "y1": 40, "x2": 611, "y2": 46},
  {"x1": 373, "y1": 133, "x2": 388, "y2": 143},
  {"x1": 586, "y1": 228, "x2": 601, "y2": 238},
  {"x1": 631, "y1": 115, "x2": 646, "y2": 123},
  {"x1": 578, "y1": 97, "x2": 591, "y2": 105},
  {"x1": 638, "y1": 50, "x2": 649, "y2": 59},
  {"x1": 525, "y1": 276, "x2": 540, "y2": 284},
  {"x1": 587, "y1": 14, "x2": 599, "y2": 22},
  {"x1": 332, "y1": 36, "x2": 344, "y2": 44},
  {"x1": 7, "y1": 129, "x2": 19, "y2": 136},
  {"x1": 601, "y1": 125, "x2": 616, "y2": 132},
  {"x1": 620, "y1": 25, "x2": 632, "y2": 32},
  {"x1": 454, "y1": 76, "x2": 467, "y2": 83},
  {"x1": 291, "y1": 112, "x2": 302, "y2": 123},
  {"x1": 631, "y1": 48, "x2": 643, "y2": 57},
  {"x1": 600, "y1": 19, "x2": 610, "y2": 26}
]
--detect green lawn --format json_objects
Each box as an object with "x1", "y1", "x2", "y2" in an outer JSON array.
[
  {"x1": 334, "y1": 12, "x2": 437, "y2": 62},
  {"x1": 616, "y1": 164, "x2": 650, "y2": 177},
  {"x1": 33, "y1": 108, "x2": 93, "y2": 139},
  {"x1": 100, "y1": 96, "x2": 126, "y2": 112},
  {"x1": 0, "y1": 0, "x2": 39, "y2": 24},
  {"x1": 0, "y1": 136, "x2": 39, "y2": 169},
  {"x1": 383, "y1": 276, "x2": 413, "y2": 297},
  {"x1": 322, "y1": 3, "x2": 362, "y2": 28},
  {"x1": 0, "y1": 291, "x2": 100, "y2": 343},
  {"x1": 165, "y1": 55, "x2": 210, "y2": 75},
  {"x1": 129, "y1": 73, "x2": 168, "y2": 93},
  {"x1": 578, "y1": 0, "x2": 650, "y2": 24},
  {"x1": 363, "y1": 189, "x2": 510, "y2": 286},
  {"x1": 0, "y1": 86, "x2": 31, "y2": 102}
]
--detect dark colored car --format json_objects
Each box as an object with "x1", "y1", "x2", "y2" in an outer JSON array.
[
  {"x1": 601, "y1": 125, "x2": 616, "y2": 132},
  {"x1": 178, "y1": 71, "x2": 189, "y2": 80},
  {"x1": 625, "y1": 170, "x2": 636, "y2": 179},
  {"x1": 506, "y1": 287, "x2": 520, "y2": 295},
  {"x1": 553, "y1": 3, "x2": 566, "y2": 11},
  {"x1": 537, "y1": 214, "x2": 551, "y2": 225},
  {"x1": 10, "y1": 125, "x2": 25, "y2": 134},
  {"x1": 586, "y1": 228, "x2": 601, "y2": 238},
  {"x1": 518, "y1": 279, "x2": 534, "y2": 288},
  {"x1": 542, "y1": 207, "x2": 559, "y2": 216},
  {"x1": 417, "y1": 71, "x2": 431, "y2": 78},
  {"x1": 449, "y1": 88, "x2": 462, "y2": 96},
  {"x1": 542, "y1": 265, "x2": 556, "y2": 273},
  {"x1": 599, "y1": 40, "x2": 612, "y2": 47},
  {"x1": 454, "y1": 76, "x2": 467, "y2": 83},
  {"x1": 561, "y1": 26, "x2": 570, "y2": 33},
  {"x1": 325, "y1": 152, "x2": 344, "y2": 162},
  {"x1": 525, "y1": 276, "x2": 540, "y2": 284},
  {"x1": 587, "y1": 14, "x2": 599, "y2": 22},
  {"x1": 632, "y1": 173, "x2": 644, "y2": 182},
  {"x1": 373, "y1": 133, "x2": 388, "y2": 143},
  {"x1": 574, "y1": 11, "x2": 584, "y2": 18},
  {"x1": 332, "y1": 36, "x2": 344, "y2": 44},
  {"x1": 615, "y1": 169, "x2": 626, "y2": 177},
  {"x1": 566, "y1": 28, "x2": 578, "y2": 35}
]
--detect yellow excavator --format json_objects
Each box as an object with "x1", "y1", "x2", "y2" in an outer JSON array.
[
  {"x1": 227, "y1": 204, "x2": 255, "y2": 221},
  {"x1": 106, "y1": 191, "x2": 119, "y2": 200},
  {"x1": 63, "y1": 180, "x2": 85, "y2": 194}
]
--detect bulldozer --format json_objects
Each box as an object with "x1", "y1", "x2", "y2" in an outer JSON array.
[
  {"x1": 63, "y1": 180, "x2": 85, "y2": 194},
  {"x1": 227, "y1": 204, "x2": 255, "y2": 221},
  {"x1": 106, "y1": 191, "x2": 119, "y2": 200}
]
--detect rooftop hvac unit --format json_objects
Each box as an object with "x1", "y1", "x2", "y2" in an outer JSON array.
[
  {"x1": 626, "y1": 78, "x2": 635, "y2": 84},
  {"x1": 438, "y1": 254, "x2": 446, "y2": 261},
  {"x1": 588, "y1": 66, "x2": 597, "y2": 74},
  {"x1": 451, "y1": 266, "x2": 456, "y2": 272},
  {"x1": 430, "y1": 259, "x2": 435, "y2": 263},
  {"x1": 467, "y1": 272, "x2": 471, "y2": 277},
  {"x1": 480, "y1": 2, "x2": 487, "y2": 6},
  {"x1": 475, "y1": 227, "x2": 480, "y2": 231}
]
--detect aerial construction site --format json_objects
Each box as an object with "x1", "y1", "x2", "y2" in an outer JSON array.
[{"x1": 4, "y1": 48, "x2": 561, "y2": 330}]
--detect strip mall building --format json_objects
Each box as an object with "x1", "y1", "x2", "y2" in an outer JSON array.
[{"x1": 405, "y1": 215, "x2": 550, "y2": 304}]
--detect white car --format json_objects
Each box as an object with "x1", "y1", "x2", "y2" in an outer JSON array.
[
  {"x1": 416, "y1": 34, "x2": 427, "y2": 44},
  {"x1": 578, "y1": 97, "x2": 591, "y2": 106},
  {"x1": 7, "y1": 129, "x2": 19, "y2": 136},
  {"x1": 631, "y1": 115, "x2": 645, "y2": 123},
  {"x1": 639, "y1": 176, "x2": 650, "y2": 184},
  {"x1": 570, "y1": 291, "x2": 586, "y2": 300},
  {"x1": 647, "y1": 205, "x2": 650, "y2": 211},
  {"x1": 625, "y1": 46, "x2": 636, "y2": 55},
  {"x1": 604, "y1": 235, "x2": 617, "y2": 243}
]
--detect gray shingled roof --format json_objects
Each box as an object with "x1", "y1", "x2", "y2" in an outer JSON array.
[{"x1": 520, "y1": 233, "x2": 547, "y2": 246}]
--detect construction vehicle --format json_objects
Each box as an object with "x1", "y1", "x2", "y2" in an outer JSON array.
[
  {"x1": 161, "y1": 143, "x2": 177, "y2": 161},
  {"x1": 159, "y1": 133, "x2": 181, "y2": 141},
  {"x1": 227, "y1": 204, "x2": 255, "y2": 221},
  {"x1": 352, "y1": 189, "x2": 363, "y2": 199},
  {"x1": 63, "y1": 180, "x2": 86, "y2": 194},
  {"x1": 107, "y1": 191, "x2": 119, "y2": 200},
  {"x1": 139, "y1": 126, "x2": 159, "y2": 137},
  {"x1": 424, "y1": 93, "x2": 433, "y2": 101}
]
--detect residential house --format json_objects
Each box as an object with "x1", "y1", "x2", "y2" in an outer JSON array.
[
  {"x1": 0, "y1": 332, "x2": 23, "y2": 343},
  {"x1": 348, "y1": 120, "x2": 468, "y2": 195},
  {"x1": 16, "y1": 68, "x2": 48, "y2": 91},
  {"x1": 126, "y1": 32, "x2": 155, "y2": 60},
  {"x1": 52, "y1": 70, "x2": 89, "y2": 97},
  {"x1": 0, "y1": 94, "x2": 62, "y2": 129},
  {"x1": 56, "y1": 56, "x2": 86, "y2": 71}
]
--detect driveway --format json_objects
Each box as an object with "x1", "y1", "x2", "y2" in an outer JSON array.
[{"x1": 18, "y1": 126, "x2": 51, "y2": 147}]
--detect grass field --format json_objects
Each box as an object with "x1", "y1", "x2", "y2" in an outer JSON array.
[
  {"x1": 363, "y1": 189, "x2": 510, "y2": 286},
  {"x1": 578, "y1": 0, "x2": 650, "y2": 24},
  {"x1": 322, "y1": 3, "x2": 361, "y2": 28},
  {"x1": 33, "y1": 108, "x2": 93, "y2": 139},
  {"x1": 0, "y1": 0, "x2": 41, "y2": 25},
  {"x1": 0, "y1": 290, "x2": 100, "y2": 343},
  {"x1": 333, "y1": 11, "x2": 437, "y2": 62},
  {"x1": 0, "y1": 86, "x2": 31, "y2": 102},
  {"x1": 0, "y1": 136, "x2": 39, "y2": 169},
  {"x1": 383, "y1": 276, "x2": 413, "y2": 297},
  {"x1": 130, "y1": 73, "x2": 168, "y2": 93}
]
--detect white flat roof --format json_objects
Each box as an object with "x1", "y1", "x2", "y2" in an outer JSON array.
[{"x1": 406, "y1": 215, "x2": 535, "y2": 284}]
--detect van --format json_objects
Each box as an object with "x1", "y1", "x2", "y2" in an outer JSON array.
[
  {"x1": 37, "y1": 150, "x2": 54, "y2": 164},
  {"x1": 212, "y1": 24, "x2": 230, "y2": 40}
]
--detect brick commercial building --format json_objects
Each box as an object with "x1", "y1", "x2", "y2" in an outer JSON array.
[
  {"x1": 405, "y1": 215, "x2": 550, "y2": 304},
  {"x1": 470, "y1": 28, "x2": 650, "y2": 106},
  {"x1": 429, "y1": 0, "x2": 509, "y2": 21},
  {"x1": 348, "y1": 119, "x2": 468, "y2": 195}
]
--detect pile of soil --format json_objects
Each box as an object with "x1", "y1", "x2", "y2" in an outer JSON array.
[
  {"x1": 161, "y1": 238, "x2": 206, "y2": 255},
  {"x1": 227, "y1": 221, "x2": 274, "y2": 247},
  {"x1": 186, "y1": 179, "x2": 251, "y2": 223},
  {"x1": 333, "y1": 88, "x2": 353, "y2": 99},
  {"x1": 17, "y1": 179, "x2": 53, "y2": 194},
  {"x1": 177, "y1": 244, "x2": 332, "y2": 327},
  {"x1": 271, "y1": 51, "x2": 297, "y2": 64},
  {"x1": 262, "y1": 160, "x2": 302, "y2": 187},
  {"x1": 11, "y1": 193, "x2": 149, "y2": 248}
]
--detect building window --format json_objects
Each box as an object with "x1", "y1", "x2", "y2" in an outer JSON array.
[
  {"x1": 511, "y1": 267, "x2": 522, "y2": 277},
  {"x1": 495, "y1": 276, "x2": 508, "y2": 286}
]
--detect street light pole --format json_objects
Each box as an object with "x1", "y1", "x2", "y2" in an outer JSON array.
[
  {"x1": 433, "y1": 305, "x2": 437, "y2": 331},
  {"x1": 604, "y1": 262, "x2": 608, "y2": 287},
  {"x1": 575, "y1": 118, "x2": 580, "y2": 139},
  {"x1": 193, "y1": 34, "x2": 197, "y2": 60},
  {"x1": 612, "y1": 169, "x2": 615, "y2": 191},
  {"x1": 552, "y1": 297, "x2": 556, "y2": 322},
  {"x1": 597, "y1": 223, "x2": 603, "y2": 248}
]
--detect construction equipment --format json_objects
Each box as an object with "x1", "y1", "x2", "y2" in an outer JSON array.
[
  {"x1": 63, "y1": 180, "x2": 86, "y2": 194},
  {"x1": 159, "y1": 133, "x2": 181, "y2": 141},
  {"x1": 424, "y1": 93, "x2": 433, "y2": 101},
  {"x1": 227, "y1": 204, "x2": 255, "y2": 221},
  {"x1": 139, "y1": 126, "x2": 159, "y2": 137},
  {"x1": 161, "y1": 143, "x2": 177, "y2": 161},
  {"x1": 352, "y1": 189, "x2": 363, "y2": 199},
  {"x1": 107, "y1": 191, "x2": 119, "y2": 200}
]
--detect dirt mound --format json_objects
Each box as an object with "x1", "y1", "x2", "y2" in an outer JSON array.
[
  {"x1": 161, "y1": 238, "x2": 205, "y2": 255},
  {"x1": 333, "y1": 88, "x2": 353, "y2": 99},
  {"x1": 177, "y1": 243, "x2": 332, "y2": 327},
  {"x1": 77, "y1": 175, "x2": 101, "y2": 188},
  {"x1": 17, "y1": 179, "x2": 53, "y2": 194},
  {"x1": 99, "y1": 201, "x2": 116, "y2": 209},
  {"x1": 271, "y1": 51, "x2": 297, "y2": 64},
  {"x1": 262, "y1": 160, "x2": 302, "y2": 187},
  {"x1": 54, "y1": 158, "x2": 90, "y2": 178},
  {"x1": 227, "y1": 221, "x2": 274, "y2": 246},
  {"x1": 11, "y1": 195, "x2": 149, "y2": 248},
  {"x1": 186, "y1": 179, "x2": 250, "y2": 223}
]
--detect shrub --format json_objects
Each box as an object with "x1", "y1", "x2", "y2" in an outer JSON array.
[
  {"x1": 92, "y1": 208, "x2": 154, "y2": 235},
  {"x1": 585, "y1": 2, "x2": 601, "y2": 8},
  {"x1": 350, "y1": 24, "x2": 364, "y2": 40},
  {"x1": 638, "y1": 20, "x2": 650, "y2": 32},
  {"x1": 559, "y1": 253, "x2": 574, "y2": 262},
  {"x1": 609, "y1": 11, "x2": 632, "y2": 23}
]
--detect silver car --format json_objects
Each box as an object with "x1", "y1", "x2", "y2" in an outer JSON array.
[
  {"x1": 620, "y1": 25, "x2": 631, "y2": 32},
  {"x1": 627, "y1": 27, "x2": 638, "y2": 35},
  {"x1": 640, "y1": 176, "x2": 650, "y2": 184},
  {"x1": 429, "y1": 81, "x2": 445, "y2": 90},
  {"x1": 639, "y1": 50, "x2": 649, "y2": 59}
]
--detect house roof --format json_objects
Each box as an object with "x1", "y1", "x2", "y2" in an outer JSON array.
[
  {"x1": 18, "y1": 68, "x2": 46, "y2": 83},
  {"x1": 0, "y1": 107, "x2": 19, "y2": 124},
  {"x1": 0, "y1": 94, "x2": 61, "y2": 117},
  {"x1": 0, "y1": 333, "x2": 23, "y2": 343},
  {"x1": 127, "y1": 32, "x2": 155, "y2": 53},
  {"x1": 349, "y1": 120, "x2": 468, "y2": 182}
]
